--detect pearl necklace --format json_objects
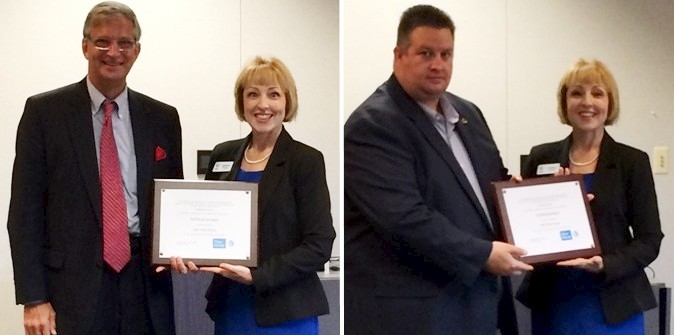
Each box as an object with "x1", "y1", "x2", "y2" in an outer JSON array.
[
  {"x1": 569, "y1": 152, "x2": 599, "y2": 166},
  {"x1": 244, "y1": 145, "x2": 272, "y2": 164}
]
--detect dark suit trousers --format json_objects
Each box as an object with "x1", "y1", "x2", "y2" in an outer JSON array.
[
  {"x1": 92, "y1": 236, "x2": 153, "y2": 335},
  {"x1": 346, "y1": 278, "x2": 502, "y2": 335}
]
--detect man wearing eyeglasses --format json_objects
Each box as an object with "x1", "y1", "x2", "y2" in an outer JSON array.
[{"x1": 7, "y1": 2, "x2": 182, "y2": 334}]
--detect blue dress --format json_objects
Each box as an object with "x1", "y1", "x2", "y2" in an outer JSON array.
[
  {"x1": 531, "y1": 174, "x2": 644, "y2": 335},
  {"x1": 214, "y1": 169, "x2": 319, "y2": 335}
]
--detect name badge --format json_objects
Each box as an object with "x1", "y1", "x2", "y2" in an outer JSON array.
[
  {"x1": 213, "y1": 161, "x2": 233, "y2": 173},
  {"x1": 536, "y1": 163, "x2": 561, "y2": 175}
]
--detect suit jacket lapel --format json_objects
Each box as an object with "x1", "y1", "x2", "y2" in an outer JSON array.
[
  {"x1": 386, "y1": 76, "x2": 492, "y2": 228},
  {"x1": 554, "y1": 132, "x2": 617, "y2": 197},
  {"x1": 218, "y1": 129, "x2": 290, "y2": 219},
  {"x1": 65, "y1": 79, "x2": 103, "y2": 225},
  {"x1": 556, "y1": 135, "x2": 573, "y2": 167},
  {"x1": 452, "y1": 119, "x2": 496, "y2": 231},
  {"x1": 257, "y1": 128, "x2": 291, "y2": 219},
  {"x1": 129, "y1": 89, "x2": 153, "y2": 236},
  {"x1": 220, "y1": 140, "x2": 247, "y2": 182},
  {"x1": 386, "y1": 77, "x2": 465, "y2": 175},
  {"x1": 590, "y1": 133, "x2": 618, "y2": 198},
  {"x1": 556, "y1": 132, "x2": 617, "y2": 171}
]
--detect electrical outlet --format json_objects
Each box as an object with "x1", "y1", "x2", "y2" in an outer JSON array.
[{"x1": 653, "y1": 146, "x2": 668, "y2": 174}]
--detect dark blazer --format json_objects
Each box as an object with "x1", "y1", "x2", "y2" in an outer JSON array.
[
  {"x1": 203, "y1": 128, "x2": 335, "y2": 326},
  {"x1": 7, "y1": 78, "x2": 183, "y2": 334},
  {"x1": 344, "y1": 75, "x2": 517, "y2": 335},
  {"x1": 516, "y1": 132, "x2": 664, "y2": 324}
]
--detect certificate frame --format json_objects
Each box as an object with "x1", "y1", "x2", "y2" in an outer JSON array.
[
  {"x1": 152, "y1": 179, "x2": 258, "y2": 267},
  {"x1": 492, "y1": 174, "x2": 601, "y2": 264}
]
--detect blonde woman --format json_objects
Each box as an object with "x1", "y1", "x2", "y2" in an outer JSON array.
[
  {"x1": 517, "y1": 59, "x2": 663, "y2": 335},
  {"x1": 174, "y1": 56, "x2": 335, "y2": 335}
]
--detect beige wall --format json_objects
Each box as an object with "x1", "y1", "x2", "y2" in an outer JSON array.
[
  {"x1": 345, "y1": 0, "x2": 674, "y2": 325},
  {"x1": 0, "y1": 1, "x2": 338, "y2": 333},
  {"x1": 2, "y1": 0, "x2": 674, "y2": 332}
]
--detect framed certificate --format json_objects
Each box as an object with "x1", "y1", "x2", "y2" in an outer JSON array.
[
  {"x1": 152, "y1": 179, "x2": 258, "y2": 267},
  {"x1": 492, "y1": 174, "x2": 601, "y2": 264}
]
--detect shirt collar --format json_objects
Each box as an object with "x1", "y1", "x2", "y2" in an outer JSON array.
[
  {"x1": 87, "y1": 77, "x2": 130, "y2": 119},
  {"x1": 418, "y1": 95, "x2": 459, "y2": 124}
]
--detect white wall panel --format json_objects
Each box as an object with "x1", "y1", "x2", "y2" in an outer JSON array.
[
  {"x1": 0, "y1": 1, "x2": 339, "y2": 333},
  {"x1": 345, "y1": 0, "x2": 674, "y2": 327}
]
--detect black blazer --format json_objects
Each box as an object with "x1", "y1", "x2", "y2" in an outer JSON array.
[
  {"x1": 344, "y1": 75, "x2": 518, "y2": 335},
  {"x1": 516, "y1": 132, "x2": 664, "y2": 324},
  {"x1": 7, "y1": 79, "x2": 183, "y2": 334},
  {"x1": 203, "y1": 128, "x2": 335, "y2": 326}
]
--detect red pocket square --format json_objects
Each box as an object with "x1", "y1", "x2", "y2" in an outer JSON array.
[{"x1": 155, "y1": 146, "x2": 167, "y2": 161}]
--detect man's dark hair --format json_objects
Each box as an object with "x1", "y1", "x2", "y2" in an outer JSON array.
[{"x1": 397, "y1": 5, "x2": 455, "y2": 50}]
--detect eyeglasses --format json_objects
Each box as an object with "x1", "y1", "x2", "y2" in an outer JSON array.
[{"x1": 88, "y1": 38, "x2": 137, "y2": 53}]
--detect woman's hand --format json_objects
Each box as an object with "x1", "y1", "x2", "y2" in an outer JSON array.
[
  {"x1": 557, "y1": 255, "x2": 604, "y2": 273},
  {"x1": 555, "y1": 167, "x2": 571, "y2": 176},
  {"x1": 200, "y1": 263, "x2": 253, "y2": 285},
  {"x1": 554, "y1": 167, "x2": 595, "y2": 201}
]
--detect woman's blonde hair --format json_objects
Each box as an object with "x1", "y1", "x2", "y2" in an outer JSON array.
[
  {"x1": 234, "y1": 56, "x2": 298, "y2": 122},
  {"x1": 557, "y1": 59, "x2": 620, "y2": 125}
]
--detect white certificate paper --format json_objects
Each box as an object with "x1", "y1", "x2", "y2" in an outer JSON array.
[
  {"x1": 152, "y1": 180, "x2": 258, "y2": 267},
  {"x1": 493, "y1": 175, "x2": 601, "y2": 264}
]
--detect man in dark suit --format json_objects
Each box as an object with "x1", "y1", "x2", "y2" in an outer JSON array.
[
  {"x1": 7, "y1": 2, "x2": 182, "y2": 334},
  {"x1": 344, "y1": 5, "x2": 532, "y2": 335}
]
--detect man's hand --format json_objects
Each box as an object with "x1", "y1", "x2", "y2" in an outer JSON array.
[
  {"x1": 485, "y1": 241, "x2": 534, "y2": 276},
  {"x1": 24, "y1": 302, "x2": 56, "y2": 335}
]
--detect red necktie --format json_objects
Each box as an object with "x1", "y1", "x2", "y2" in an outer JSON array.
[{"x1": 100, "y1": 100, "x2": 130, "y2": 272}]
